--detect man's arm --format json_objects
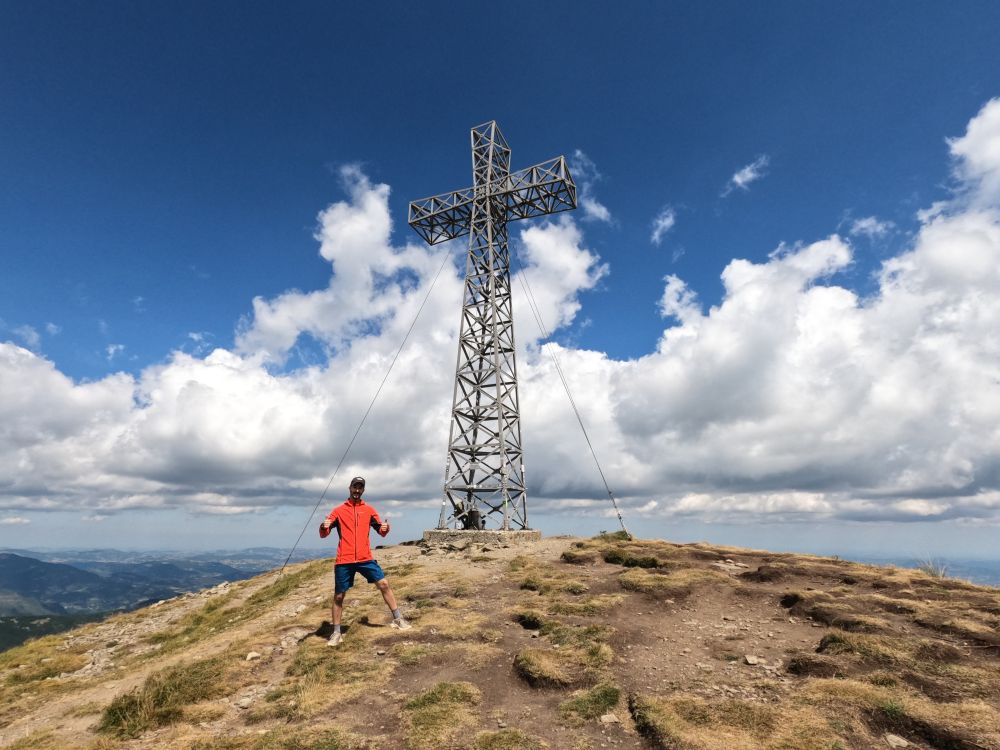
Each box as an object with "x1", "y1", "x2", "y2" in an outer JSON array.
[
  {"x1": 320, "y1": 513, "x2": 339, "y2": 539},
  {"x1": 370, "y1": 510, "x2": 389, "y2": 537}
]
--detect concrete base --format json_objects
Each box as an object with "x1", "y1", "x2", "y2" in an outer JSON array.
[{"x1": 422, "y1": 529, "x2": 542, "y2": 547}]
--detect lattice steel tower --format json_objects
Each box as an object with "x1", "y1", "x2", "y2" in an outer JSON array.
[{"x1": 408, "y1": 121, "x2": 577, "y2": 530}]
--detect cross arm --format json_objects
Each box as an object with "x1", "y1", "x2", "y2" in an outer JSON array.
[
  {"x1": 500, "y1": 156, "x2": 578, "y2": 222},
  {"x1": 408, "y1": 156, "x2": 577, "y2": 246},
  {"x1": 408, "y1": 187, "x2": 475, "y2": 245}
]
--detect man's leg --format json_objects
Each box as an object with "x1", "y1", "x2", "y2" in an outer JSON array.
[
  {"x1": 375, "y1": 578, "x2": 397, "y2": 611},
  {"x1": 328, "y1": 564, "x2": 352, "y2": 646},
  {"x1": 332, "y1": 591, "x2": 346, "y2": 626},
  {"x1": 376, "y1": 578, "x2": 411, "y2": 629}
]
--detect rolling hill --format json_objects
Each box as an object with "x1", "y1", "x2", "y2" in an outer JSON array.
[{"x1": 0, "y1": 533, "x2": 998, "y2": 749}]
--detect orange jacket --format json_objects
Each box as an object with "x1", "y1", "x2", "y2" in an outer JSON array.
[{"x1": 319, "y1": 499, "x2": 387, "y2": 564}]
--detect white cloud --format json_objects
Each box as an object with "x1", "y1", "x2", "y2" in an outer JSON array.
[
  {"x1": 650, "y1": 205, "x2": 677, "y2": 246},
  {"x1": 0, "y1": 167, "x2": 604, "y2": 519},
  {"x1": 569, "y1": 150, "x2": 612, "y2": 223},
  {"x1": 722, "y1": 155, "x2": 770, "y2": 196},
  {"x1": 133, "y1": 296, "x2": 146, "y2": 313},
  {"x1": 948, "y1": 96, "x2": 1000, "y2": 205},
  {"x1": 0, "y1": 517, "x2": 30, "y2": 525},
  {"x1": 850, "y1": 215, "x2": 895, "y2": 238},
  {"x1": 45, "y1": 323, "x2": 61, "y2": 336},
  {"x1": 81, "y1": 514, "x2": 107, "y2": 522},
  {"x1": 13, "y1": 325, "x2": 40, "y2": 350},
  {"x1": 106, "y1": 344, "x2": 125, "y2": 361},
  {"x1": 2, "y1": 101, "x2": 1000, "y2": 530}
]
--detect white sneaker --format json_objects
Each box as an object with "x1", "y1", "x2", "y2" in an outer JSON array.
[
  {"x1": 327, "y1": 631, "x2": 343, "y2": 646},
  {"x1": 391, "y1": 617, "x2": 412, "y2": 631}
]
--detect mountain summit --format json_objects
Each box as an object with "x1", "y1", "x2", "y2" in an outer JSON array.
[{"x1": 1, "y1": 534, "x2": 998, "y2": 749}]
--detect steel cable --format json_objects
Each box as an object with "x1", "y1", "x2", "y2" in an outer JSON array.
[
  {"x1": 512, "y1": 252, "x2": 632, "y2": 539},
  {"x1": 279, "y1": 247, "x2": 455, "y2": 573}
]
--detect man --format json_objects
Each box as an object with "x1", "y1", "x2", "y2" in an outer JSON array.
[{"x1": 319, "y1": 476, "x2": 411, "y2": 646}]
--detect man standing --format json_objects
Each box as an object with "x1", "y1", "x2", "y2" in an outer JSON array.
[{"x1": 319, "y1": 476, "x2": 411, "y2": 646}]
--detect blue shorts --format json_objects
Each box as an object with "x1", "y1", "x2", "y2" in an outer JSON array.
[{"x1": 334, "y1": 561, "x2": 385, "y2": 594}]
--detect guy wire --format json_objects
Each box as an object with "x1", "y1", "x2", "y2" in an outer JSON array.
[
  {"x1": 512, "y1": 252, "x2": 632, "y2": 540},
  {"x1": 279, "y1": 247, "x2": 455, "y2": 573}
]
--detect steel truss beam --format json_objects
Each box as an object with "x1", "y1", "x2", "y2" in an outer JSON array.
[{"x1": 408, "y1": 121, "x2": 577, "y2": 530}]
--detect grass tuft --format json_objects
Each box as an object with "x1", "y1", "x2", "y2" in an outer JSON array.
[
  {"x1": 403, "y1": 681, "x2": 481, "y2": 749},
  {"x1": 915, "y1": 558, "x2": 949, "y2": 579},
  {"x1": 629, "y1": 692, "x2": 843, "y2": 750},
  {"x1": 98, "y1": 654, "x2": 229, "y2": 737},
  {"x1": 559, "y1": 682, "x2": 621, "y2": 721},
  {"x1": 619, "y1": 568, "x2": 730, "y2": 599},
  {"x1": 514, "y1": 648, "x2": 578, "y2": 688},
  {"x1": 561, "y1": 548, "x2": 598, "y2": 565}
]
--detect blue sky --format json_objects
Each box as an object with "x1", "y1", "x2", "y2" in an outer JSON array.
[{"x1": 3, "y1": 3, "x2": 1000, "y2": 557}]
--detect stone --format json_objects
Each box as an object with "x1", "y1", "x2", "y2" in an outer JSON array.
[
  {"x1": 744, "y1": 655, "x2": 762, "y2": 665},
  {"x1": 236, "y1": 697, "x2": 252, "y2": 709},
  {"x1": 884, "y1": 734, "x2": 910, "y2": 748},
  {"x1": 376, "y1": 649, "x2": 386, "y2": 656},
  {"x1": 422, "y1": 529, "x2": 541, "y2": 547},
  {"x1": 245, "y1": 651, "x2": 262, "y2": 661},
  {"x1": 599, "y1": 712, "x2": 621, "y2": 724}
]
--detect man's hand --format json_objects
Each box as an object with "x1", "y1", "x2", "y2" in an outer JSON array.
[
  {"x1": 379, "y1": 522, "x2": 390, "y2": 535},
  {"x1": 320, "y1": 521, "x2": 331, "y2": 532}
]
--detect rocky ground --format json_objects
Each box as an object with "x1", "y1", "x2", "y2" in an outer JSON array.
[{"x1": 1, "y1": 533, "x2": 998, "y2": 750}]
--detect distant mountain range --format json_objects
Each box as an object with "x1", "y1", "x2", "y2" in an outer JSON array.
[{"x1": 0, "y1": 547, "x2": 330, "y2": 651}]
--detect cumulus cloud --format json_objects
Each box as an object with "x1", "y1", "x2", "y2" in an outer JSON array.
[
  {"x1": 0, "y1": 166, "x2": 605, "y2": 519},
  {"x1": 3, "y1": 100, "x2": 1000, "y2": 530},
  {"x1": 849, "y1": 215, "x2": 895, "y2": 239},
  {"x1": 650, "y1": 205, "x2": 677, "y2": 246},
  {"x1": 948, "y1": 96, "x2": 1000, "y2": 205},
  {"x1": 722, "y1": 155, "x2": 770, "y2": 196},
  {"x1": 569, "y1": 150, "x2": 612, "y2": 223}
]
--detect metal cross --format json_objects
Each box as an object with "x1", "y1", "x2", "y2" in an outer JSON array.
[{"x1": 409, "y1": 121, "x2": 577, "y2": 530}]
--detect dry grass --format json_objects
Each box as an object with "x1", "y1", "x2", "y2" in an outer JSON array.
[
  {"x1": 471, "y1": 729, "x2": 548, "y2": 749},
  {"x1": 144, "y1": 560, "x2": 329, "y2": 654},
  {"x1": 97, "y1": 653, "x2": 231, "y2": 738},
  {"x1": 548, "y1": 593, "x2": 625, "y2": 616},
  {"x1": 1, "y1": 729, "x2": 122, "y2": 750},
  {"x1": 618, "y1": 568, "x2": 732, "y2": 598},
  {"x1": 559, "y1": 682, "x2": 621, "y2": 721},
  {"x1": 628, "y1": 692, "x2": 843, "y2": 750},
  {"x1": 402, "y1": 681, "x2": 481, "y2": 750},
  {"x1": 781, "y1": 590, "x2": 890, "y2": 632},
  {"x1": 803, "y1": 678, "x2": 1000, "y2": 749},
  {"x1": 187, "y1": 727, "x2": 371, "y2": 750},
  {"x1": 514, "y1": 642, "x2": 612, "y2": 688},
  {"x1": 0, "y1": 633, "x2": 91, "y2": 688},
  {"x1": 560, "y1": 547, "x2": 600, "y2": 565}
]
